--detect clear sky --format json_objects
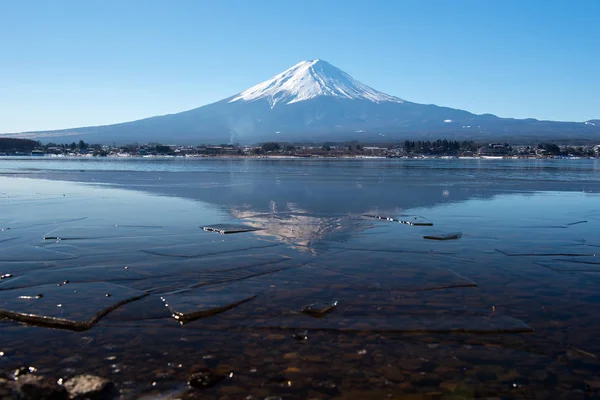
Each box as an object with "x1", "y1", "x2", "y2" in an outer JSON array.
[{"x1": 1, "y1": 0, "x2": 598, "y2": 133}]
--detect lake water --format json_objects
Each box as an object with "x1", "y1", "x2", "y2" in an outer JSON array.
[{"x1": 1, "y1": 157, "x2": 600, "y2": 399}]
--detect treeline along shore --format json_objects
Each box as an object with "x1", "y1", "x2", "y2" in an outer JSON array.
[{"x1": 1, "y1": 137, "x2": 599, "y2": 158}]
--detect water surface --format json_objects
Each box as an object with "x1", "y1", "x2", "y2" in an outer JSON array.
[{"x1": 1, "y1": 158, "x2": 599, "y2": 399}]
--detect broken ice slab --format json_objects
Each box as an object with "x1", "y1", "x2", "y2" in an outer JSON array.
[
  {"x1": 423, "y1": 232, "x2": 463, "y2": 241},
  {"x1": 551, "y1": 256, "x2": 600, "y2": 265},
  {"x1": 0, "y1": 261, "x2": 57, "y2": 275},
  {"x1": 0, "y1": 236, "x2": 20, "y2": 245},
  {"x1": 0, "y1": 282, "x2": 146, "y2": 331},
  {"x1": 184, "y1": 262, "x2": 295, "y2": 290},
  {"x1": 396, "y1": 215, "x2": 434, "y2": 226},
  {"x1": 363, "y1": 214, "x2": 433, "y2": 226},
  {"x1": 306, "y1": 251, "x2": 477, "y2": 292},
  {"x1": 160, "y1": 291, "x2": 256, "y2": 323},
  {"x1": 363, "y1": 214, "x2": 397, "y2": 222},
  {"x1": 2, "y1": 217, "x2": 89, "y2": 231},
  {"x1": 534, "y1": 261, "x2": 600, "y2": 273},
  {"x1": 253, "y1": 264, "x2": 381, "y2": 292},
  {"x1": 251, "y1": 315, "x2": 533, "y2": 333},
  {"x1": 567, "y1": 220, "x2": 588, "y2": 226},
  {"x1": 328, "y1": 244, "x2": 457, "y2": 255},
  {"x1": 142, "y1": 240, "x2": 279, "y2": 258},
  {"x1": 40, "y1": 224, "x2": 173, "y2": 243},
  {"x1": 302, "y1": 301, "x2": 338, "y2": 317},
  {"x1": 202, "y1": 224, "x2": 261, "y2": 234},
  {"x1": 0, "y1": 244, "x2": 78, "y2": 262},
  {"x1": 496, "y1": 249, "x2": 596, "y2": 257},
  {"x1": 0, "y1": 264, "x2": 153, "y2": 290}
]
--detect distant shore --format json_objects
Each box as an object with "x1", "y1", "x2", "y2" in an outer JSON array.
[{"x1": 0, "y1": 154, "x2": 597, "y2": 160}]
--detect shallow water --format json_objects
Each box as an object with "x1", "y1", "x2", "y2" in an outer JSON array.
[{"x1": 1, "y1": 158, "x2": 600, "y2": 399}]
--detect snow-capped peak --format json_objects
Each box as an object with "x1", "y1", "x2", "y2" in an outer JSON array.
[{"x1": 229, "y1": 59, "x2": 404, "y2": 108}]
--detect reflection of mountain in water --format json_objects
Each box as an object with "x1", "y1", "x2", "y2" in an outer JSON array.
[{"x1": 231, "y1": 202, "x2": 370, "y2": 252}]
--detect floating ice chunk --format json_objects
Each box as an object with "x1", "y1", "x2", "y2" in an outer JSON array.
[
  {"x1": 0, "y1": 282, "x2": 146, "y2": 330},
  {"x1": 202, "y1": 224, "x2": 261, "y2": 234},
  {"x1": 161, "y1": 291, "x2": 256, "y2": 323},
  {"x1": 363, "y1": 214, "x2": 433, "y2": 226},
  {"x1": 423, "y1": 232, "x2": 462, "y2": 241}
]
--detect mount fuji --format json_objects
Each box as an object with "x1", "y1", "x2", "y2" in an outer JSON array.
[{"x1": 5, "y1": 59, "x2": 600, "y2": 144}]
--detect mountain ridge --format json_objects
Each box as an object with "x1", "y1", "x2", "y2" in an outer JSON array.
[{"x1": 3, "y1": 59, "x2": 600, "y2": 144}]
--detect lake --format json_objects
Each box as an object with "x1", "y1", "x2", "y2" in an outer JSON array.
[{"x1": 1, "y1": 157, "x2": 600, "y2": 399}]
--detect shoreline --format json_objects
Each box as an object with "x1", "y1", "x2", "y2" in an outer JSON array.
[{"x1": 0, "y1": 154, "x2": 597, "y2": 160}]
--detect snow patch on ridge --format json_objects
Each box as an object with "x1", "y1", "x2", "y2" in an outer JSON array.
[{"x1": 229, "y1": 59, "x2": 404, "y2": 108}]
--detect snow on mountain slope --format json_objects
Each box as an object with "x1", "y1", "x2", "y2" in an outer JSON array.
[{"x1": 229, "y1": 59, "x2": 404, "y2": 108}]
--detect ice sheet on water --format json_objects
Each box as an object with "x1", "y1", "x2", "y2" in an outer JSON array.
[
  {"x1": 161, "y1": 291, "x2": 256, "y2": 323},
  {"x1": 0, "y1": 261, "x2": 57, "y2": 276},
  {"x1": 535, "y1": 261, "x2": 600, "y2": 273},
  {"x1": 141, "y1": 254, "x2": 297, "y2": 293},
  {"x1": 0, "y1": 282, "x2": 146, "y2": 330},
  {"x1": 2, "y1": 217, "x2": 89, "y2": 231},
  {"x1": 327, "y1": 244, "x2": 458, "y2": 255},
  {"x1": 184, "y1": 263, "x2": 296, "y2": 291},
  {"x1": 307, "y1": 251, "x2": 477, "y2": 292},
  {"x1": 551, "y1": 256, "x2": 600, "y2": 265},
  {"x1": 250, "y1": 315, "x2": 533, "y2": 333},
  {"x1": 0, "y1": 264, "x2": 150, "y2": 290},
  {"x1": 142, "y1": 240, "x2": 280, "y2": 258},
  {"x1": 0, "y1": 236, "x2": 20, "y2": 245},
  {"x1": 40, "y1": 224, "x2": 175, "y2": 242},
  {"x1": 192, "y1": 264, "x2": 378, "y2": 317},
  {"x1": 256, "y1": 264, "x2": 381, "y2": 290},
  {"x1": 1, "y1": 254, "x2": 295, "y2": 293},
  {"x1": 0, "y1": 244, "x2": 78, "y2": 262},
  {"x1": 496, "y1": 249, "x2": 596, "y2": 257}
]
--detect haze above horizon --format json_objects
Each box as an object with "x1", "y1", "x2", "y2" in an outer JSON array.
[{"x1": 1, "y1": 0, "x2": 598, "y2": 133}]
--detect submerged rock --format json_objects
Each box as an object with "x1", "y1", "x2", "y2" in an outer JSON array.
[
  {"x1": 0, "y1": 377, "x2": 15, "y2": 399},
  {"x1": 302, "y1": 301, "x2": 338, "y2": 317},
  {"x1": 63, "y1": 374, "x2": 118, "y2": 400},
  {"x1": 14, "y1": 374, "x2": 68, "y2": 400},
  {"x1": 187, "y1": 370, "x2": 225, "y2": 389},
  {"x1": 293, "y1": 330, "x2": 308, "y2": 341},
  {"x1": 312, "y1": 380, "x2": 340, "y2": 396}
]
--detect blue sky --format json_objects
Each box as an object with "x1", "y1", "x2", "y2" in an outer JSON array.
[{"x1": 1, "y1": 0, "x2": 598, "y2": 132}]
